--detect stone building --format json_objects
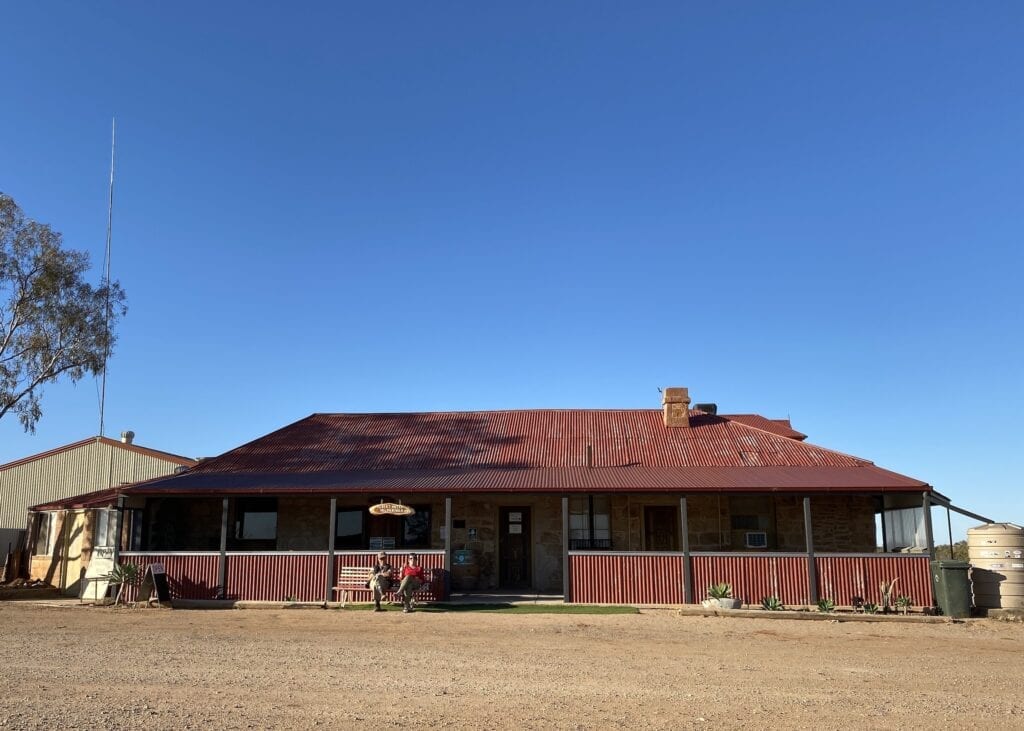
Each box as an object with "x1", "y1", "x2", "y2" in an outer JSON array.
[{"x1": 61, "y1": 388, "x2": 955, "y2": 607}]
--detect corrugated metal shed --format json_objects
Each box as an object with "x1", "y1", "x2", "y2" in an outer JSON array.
[{"x1": 0, "y1": 437, "x2": 196, "y2": 532}]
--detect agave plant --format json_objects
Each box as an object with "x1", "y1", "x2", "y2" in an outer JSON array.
[
  {"x1": 816, "y1": 598, "x2": 836, "y2": 613},
  {"x1": 707, "y1": 582, "x2": 733, "y2": 599},
  {"x1": 862, "y1": 602, "x2": 880, "y2": 615},
  {"x1": 105, "y1": 563, "x2": 140, "y2": 606},
  {"x1": 879, "y1": 577, "x2": 899, "y2": 613},
  {"x1": 761, "y1": 596, "x2": 784, "y2": 611},
  {"x1": 895, "y1": 595, "x2": 913, "y2": 615}
]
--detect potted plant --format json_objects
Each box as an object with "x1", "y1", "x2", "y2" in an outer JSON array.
[{"x1": 702, "y1": 582, "x2": 742, "y2": 609}]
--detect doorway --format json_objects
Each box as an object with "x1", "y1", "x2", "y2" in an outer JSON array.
[
  {"x1": 644, "y1": 506, "x2": 678, "y2": 551},
  {"x1": 499, "y1": 507, "x2": 531, "y2": 589}
]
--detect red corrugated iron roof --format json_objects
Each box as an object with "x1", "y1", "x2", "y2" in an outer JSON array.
[
  {"x1": 721, "y1": 414, "x2": 806, "y2": 441},
  {"x1": 124, "y1": 409, "x2": 929, "y2": 495},
  {"x1": 31, "y1": 487, "x2": 122, "y2": 511},
  {"x1": 124, "y1": 465, "x2": 926, "y2": 495}
]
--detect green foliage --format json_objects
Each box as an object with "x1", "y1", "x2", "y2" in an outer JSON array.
[
  {"x1": 862, "y1": 602, "x2": 879, "y2": 614},
  {"x1": 104, "y1": 563, "x2": 140, "y2": 606},
  {"x1": 0, "y1": 193, "x2": 127, "y2": 432},
  {"x1": 879, "y1": 577, "x2": 899, "y2": 612},
  {"x1": 895, "y1": 595, "x2": 913, "y2": 615},
  {"x1": 816, "y1": 598, "x2": 836, "y2": 613},
  {"x1": 760, "y1": 596, "x2": 784, "y2": 611},
  {"x1": 707, "y1": 582, "x2": 733, "y2": 599},
  {"x1": 933, "y1": 542, "x2": 969, "y2": 561}
]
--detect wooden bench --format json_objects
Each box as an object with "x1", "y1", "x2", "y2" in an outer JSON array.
[{"x1": 333, "y1": 566, "x2": 442, "y2": 606}]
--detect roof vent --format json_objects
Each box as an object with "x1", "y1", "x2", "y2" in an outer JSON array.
[
  {"x1": 694, "y1": 403, "x2": 717, "y2": 416},
  {"x1": 120, "y1": 430, "x2": 135, "y2": 445}
]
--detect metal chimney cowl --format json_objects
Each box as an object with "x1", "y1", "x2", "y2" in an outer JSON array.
[{"x1": 120, "y1": 430, "x2": 135, "y2": 444}]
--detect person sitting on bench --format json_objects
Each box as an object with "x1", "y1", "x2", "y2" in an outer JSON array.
[
  {"x1": 368, "y1": 551, "x2": 393, "y2": 612},
  {"x1": 397, "y1": 553, "x2": 426, "y2": 613}
]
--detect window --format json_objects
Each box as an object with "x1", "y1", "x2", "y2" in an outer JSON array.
[
  {"x1": 33, "y1": 513, "x2": 57, "y2": 555},
  {"x1": 402, "y1": 507, "x2": 431, "y2": 548},
  {"x1": 94, "y1": 510, "x2": 115, "y2": 548},
  {"x1": 336, "y1": 509, "x2": 364, "y2": 549},
  {"x1": 569, "y1": 496, "x2": 611, "y2": 550},
  {"x1": 124, "y1": 508, "x2": 144, "y2": 550},
  {"x1": 235, "y1": 498, "x2": 277, "y2": 541}
]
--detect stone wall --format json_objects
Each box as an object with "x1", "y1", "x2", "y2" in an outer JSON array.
[
  {"x1": 277, "y1": 497, "x2": 330, "y2": 550},
  {"x1": 808, "y1": 495, "x2": 877, "y2": 552},
  {"x1": 450, "y1": 494, "x2": 562, "y2": 593},
  {"x1": 604, "y1": 493, "x2": 876, "y2": 553}
]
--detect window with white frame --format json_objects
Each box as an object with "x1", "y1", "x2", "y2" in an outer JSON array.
[
  {"x1": 569, "y1": 495, "x2": 611, "y2": 550},
  {"x1": 93, "y1": 509, "x2": 117, "y2": 548},
  {"x1": 33, "y1": 513, "x2": 57, "y2": 555}
]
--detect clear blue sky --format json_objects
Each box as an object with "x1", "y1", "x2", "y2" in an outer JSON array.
[{"x1": 2, "y1": 3, "x2": 1021, "y2": 540}]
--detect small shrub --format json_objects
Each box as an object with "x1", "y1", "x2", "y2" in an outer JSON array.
[
  {"x1": 707, "y1": 582, "x2": 733, "y2": 599},
  {"x1": 862, "y1": 602, "x2": 880, "y2": 615},
  {"x1": 761, "y1": 596, "x2": 784, "y2": 611},
  {"x1": 879, "y1": 577, "x2": 899, "y2": 613},
  {"x1": 895, "y1": 595, "x2": 912, "y2": 615},
  {"x1": 105, "y1": 563, "x2": 140, "y2": 606},
  {"x1": 817, "y1": 598, "x2": 836, "y2": 613}
]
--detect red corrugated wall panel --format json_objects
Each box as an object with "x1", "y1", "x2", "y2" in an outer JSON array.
[
  {"x1": 816, "y1": 555, "x2": 932, "y2": 607},
  {"x1": 224, "y1": 554, "x2": 329, "y2": 602},
  {"x1": 120, "y1": 553, "x2": 220, "y2": 601},
  {"x1": 692, "y1": 555, "x2": 811, "y2": 606},
  {"x1": 569, "y1": 554, "x2": 684, "y2": 604}
]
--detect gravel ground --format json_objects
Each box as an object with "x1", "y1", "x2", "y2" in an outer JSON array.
[{"x1": 1, "y1": 602, "x2": 1022, "y2": 730}]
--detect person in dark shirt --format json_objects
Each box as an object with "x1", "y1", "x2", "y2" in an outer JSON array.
[{"x1": 369, "y1": 551, "x2": 393, "y2": 612}]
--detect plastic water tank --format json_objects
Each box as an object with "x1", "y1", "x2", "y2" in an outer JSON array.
[{"x1": 968, "y1": 523, "x2": 1024, "y2": 610}]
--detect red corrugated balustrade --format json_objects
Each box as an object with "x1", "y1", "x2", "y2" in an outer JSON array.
[
  {"x1": 119, "y1": 552, "x2": 220, "y2": 601},
  {"x1": 569, "y1": 553, "x2": 684, "y2": 604}
]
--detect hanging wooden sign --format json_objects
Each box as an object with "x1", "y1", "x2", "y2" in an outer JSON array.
[{"x1": 369, "y1": 502, "x2": 415, "y2": 517}]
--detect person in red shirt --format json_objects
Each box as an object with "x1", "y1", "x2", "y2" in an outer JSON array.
[{"x1": 398, "y1": 553, "x2": 426, "y2": 613}]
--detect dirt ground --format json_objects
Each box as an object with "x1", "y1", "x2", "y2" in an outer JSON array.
[{"x1": 0, "y1": 602, "x2": 1021, "y2": 730}]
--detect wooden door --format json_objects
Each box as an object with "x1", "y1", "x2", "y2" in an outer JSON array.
[
  {"x1": 644, "y1": 506, "x2": 678, "y2": 551},
  {"x1": 499, "y1": 507, "x2": 531, "y2": 589}
]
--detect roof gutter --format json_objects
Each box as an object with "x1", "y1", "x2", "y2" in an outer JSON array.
[{"x1": 927, "y1": 494, "x2": 995, "y2": 525}]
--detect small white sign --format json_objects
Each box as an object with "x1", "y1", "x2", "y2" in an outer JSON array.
[
  {"x1": 509, "y1": 524, "x2": 522, "y2": 534},
  {"x1": 509, "y1": 512, "x2": 522, "y2": 523}
]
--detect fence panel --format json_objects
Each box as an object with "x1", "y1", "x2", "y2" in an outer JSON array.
[
  {"x1": 816, "y1": 555, "x2": 932, "y2": 608},
  {"x1": 224, "y1": 553, "x2": 329, "y2": 602},
  {"x1": 569, "y1": 553, "x2": 684, "y2": 604},
  {"x1": 119, "y1": 552, "x2": 220, "y2": 601},
  {"x1": 692, "y1": 554, "x2": 810, "y2": 606}
]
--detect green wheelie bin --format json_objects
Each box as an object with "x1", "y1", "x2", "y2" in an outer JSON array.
[{"x1": 930, "y1": 560, "x2": 972, "y2": 618}]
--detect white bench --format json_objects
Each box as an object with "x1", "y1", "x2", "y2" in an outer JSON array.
[{"x1": 333, "y1": 566, "x2": 441, "y2": 606}]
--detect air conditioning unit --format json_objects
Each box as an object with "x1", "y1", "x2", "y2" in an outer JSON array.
[{"x1": 745, "y1": 531, "x2": 768, "y2": 548}]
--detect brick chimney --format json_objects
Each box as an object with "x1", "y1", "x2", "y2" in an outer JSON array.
[{"x1": 662, "y1": 387, "x2": 691, "y2": 428}]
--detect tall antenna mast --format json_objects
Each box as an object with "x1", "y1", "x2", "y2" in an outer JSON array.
[{"x1": 99, "y1": 118, "x2": 116, "y2": 437}]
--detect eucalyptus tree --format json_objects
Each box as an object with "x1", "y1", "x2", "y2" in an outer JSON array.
[{"x1": 0, "y1": 193, "x2": 127, "y2": 432}]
